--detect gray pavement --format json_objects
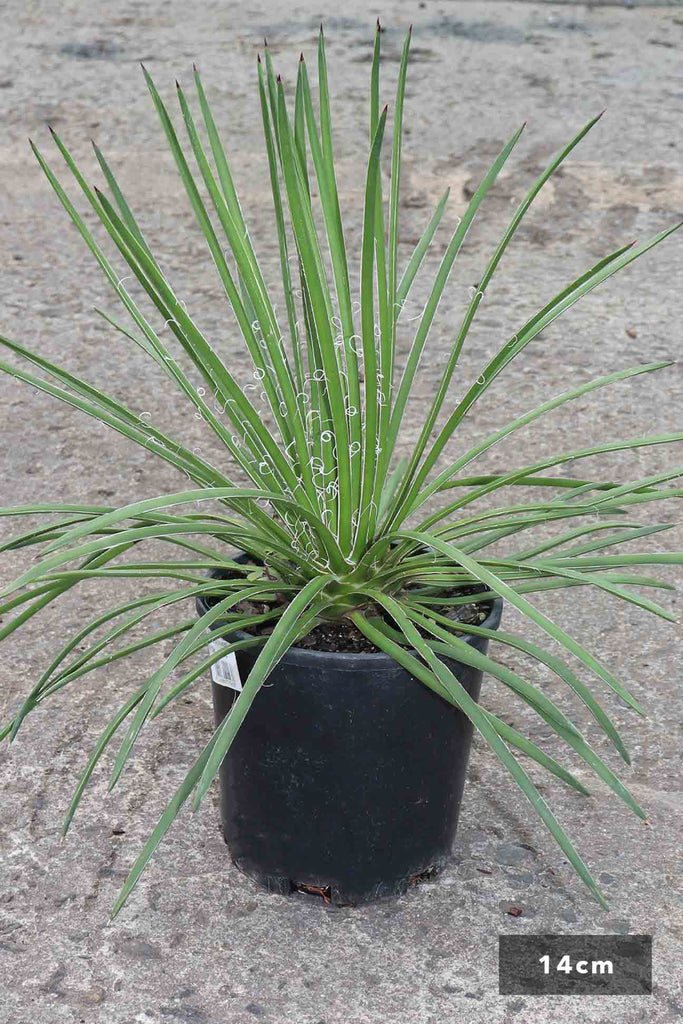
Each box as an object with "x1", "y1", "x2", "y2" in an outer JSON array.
[{"x1": 1, "y1": 1, "x2": 683, "y2": 1021}]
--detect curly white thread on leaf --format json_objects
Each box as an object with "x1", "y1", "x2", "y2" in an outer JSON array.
[{"x1": 312, "y1": 464, "x2": 336, "y2": 479}]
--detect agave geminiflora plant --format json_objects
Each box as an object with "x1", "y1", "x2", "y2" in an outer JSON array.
[{"x1": 1, "y1": 23, "x2": 681, "y2": 917}]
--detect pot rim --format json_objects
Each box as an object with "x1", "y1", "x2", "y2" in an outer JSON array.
[{"x1": 196, "y1": 559, "x2": 503, "y2": 668}]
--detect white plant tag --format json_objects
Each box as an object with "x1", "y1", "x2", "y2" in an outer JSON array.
[{"x1": 209, "y1": 639, "x2": 242, "y2": 691}]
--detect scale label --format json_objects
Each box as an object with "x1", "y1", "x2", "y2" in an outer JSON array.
[{"x1": 499, "y1": 934, "x2": 652, "y2": 995}]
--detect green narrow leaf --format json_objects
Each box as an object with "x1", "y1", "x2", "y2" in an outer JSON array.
[
  {"x1": 408, "y1": 605, "x2": 632, "y2": 764},
  {"x1": 396, "y1": 188, "x2": 450, "y2": 312},
  {"x1": 353, "y1": 106, "x2": 388, "y2": 556},
  {"x1": 190, "y1": 575, "x2": 332, "y2": 809},
  {"x1": 394, "y1": 530, "x2": 645, "y2": 715},
  {"x1": 350, "y1": 601, "x2": 608, "y2": 907},
  {"x1": 384, "y1": 123, "x2": 525, "y2": 492}
]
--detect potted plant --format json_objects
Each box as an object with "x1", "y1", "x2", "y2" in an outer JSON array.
[{"x1": 1, "y1": 23, "x2": 681, "y2": 918}]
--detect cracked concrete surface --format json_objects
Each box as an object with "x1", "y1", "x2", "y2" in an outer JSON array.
[{"x1": 1, "y1": 0, "x2": 683, "y2": 1021}]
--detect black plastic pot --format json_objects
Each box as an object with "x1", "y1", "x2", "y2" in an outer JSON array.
[{"x1": 197, "y1": 565, "x2": 502, "y2": 904}]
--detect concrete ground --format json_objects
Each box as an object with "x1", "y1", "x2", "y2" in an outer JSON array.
[{"x1": 1, "y1": 0, "x2": 683, "y2": 1021}]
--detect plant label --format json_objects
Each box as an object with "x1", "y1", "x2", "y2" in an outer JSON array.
[{"x1": 208, "y1": 639, "x2": 242, "y2": 691}]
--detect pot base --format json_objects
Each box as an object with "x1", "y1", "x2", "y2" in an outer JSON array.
[{"x1": 226, "y1": 841, "x2": 446, "y2": 905}]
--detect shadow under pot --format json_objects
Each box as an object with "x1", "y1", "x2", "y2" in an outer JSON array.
[{"x1": 196, "y1": 559, "x2": 503, "y2": 905}]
